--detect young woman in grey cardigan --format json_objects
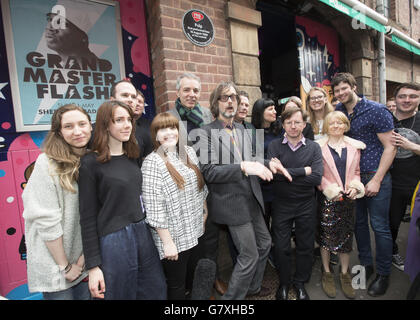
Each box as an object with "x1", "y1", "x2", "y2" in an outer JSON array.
[{"x1": 22, "y1": 104, "x2": 92, "y2": 300}]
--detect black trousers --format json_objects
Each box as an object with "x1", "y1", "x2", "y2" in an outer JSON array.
[
  {"x1": 161, "y1": 245, "x2": 199, "y2": 300},
  {"x1": 389, "y1": 188, "x2": 413, "y2": 254},
  {"x1": 271, "y1": 197, "x2": 316, "y2": 286}
]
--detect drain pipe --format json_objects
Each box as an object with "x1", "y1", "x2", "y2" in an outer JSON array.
[{"x1": 376, "y1": 0, "x2": 386, "y2": 104}]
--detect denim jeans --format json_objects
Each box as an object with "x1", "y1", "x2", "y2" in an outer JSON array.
[
  {"x1": 355, "y1": 172, "x2": 393, "y2": 276},
  {"x1": 43, "y1": 279, "x2": 90, "y2": 300},
  {"x1": 99, "y1": 219, "x2": 167, "y2": 300}
]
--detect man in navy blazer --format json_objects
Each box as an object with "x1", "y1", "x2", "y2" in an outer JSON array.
[{"x1": 197, "y1": 81, "x2": 290, "y2": 300}]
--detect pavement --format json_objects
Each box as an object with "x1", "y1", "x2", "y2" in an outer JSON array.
[{"x1": 215, "y1": 216, "x2": 420, "y2": 300}]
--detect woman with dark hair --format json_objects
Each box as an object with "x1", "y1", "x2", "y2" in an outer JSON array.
[
  {"x1": 22, "y1": 104, "x2": 92, "y2": 300},
  {"x1": 141, "y1": 112, "x2": 208, "y2": 300},
  {"x1": 78, "y1": 100, "x2": 166, "y2": 300},
  {"x1": 251, "y1": 98, "x2": 282, "y2": 233}
]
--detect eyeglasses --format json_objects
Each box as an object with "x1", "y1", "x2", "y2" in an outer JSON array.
[
  {"x1": 309, "y1": 95, "x2": 325, "y2": 101},
  {"x1": 284, "y1": 120, "x2": 304, "y2": 126},
  {"x1": 397, "y1": 94, "x2": 419, "y2": 100},
  {"x1": 219, "y1": 94, "x2": 238, "y2": 102}
]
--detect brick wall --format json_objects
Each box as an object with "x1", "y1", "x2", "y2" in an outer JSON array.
[{"x1": 145, "y1": 0, "x2": 233, "y2": 113}]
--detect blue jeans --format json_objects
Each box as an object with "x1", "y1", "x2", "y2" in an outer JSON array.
[
  {"x1": 355, "y1": 172, "x2": 393, "y2": 276},
  {"x1": 43, "y1": 279, "x2": 90, "y2": 300},
  {"x1": 99, "y1": 220, "x2": 167, "y2": 300}
]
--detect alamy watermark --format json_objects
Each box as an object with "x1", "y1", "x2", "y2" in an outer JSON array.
[{"x1": 50, "y1": 5, "x2": 66, "y2": 30}]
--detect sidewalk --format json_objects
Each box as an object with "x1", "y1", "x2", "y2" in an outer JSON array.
[{"x1": 216, "y1": 219, "x2": 419, "y2": 300}]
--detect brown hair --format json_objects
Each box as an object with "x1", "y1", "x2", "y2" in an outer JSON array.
[
  {"x1": 92, "y1": 100, "x2": 139, "y2": 163},
  {"x1": 281, "y1": 105, "x2": 308, "y2": 122},
  {"x1": 42, "y1": 104, "x2": 91, "y2": 192},
  {"x1": 331, "y1": 72, "x2": 357, "y2": 91},
  {"x1": 209, "y1": 81, "x2": 239, "y2": 118},
  {"x1": 306, "y1": 87, "x2": 334, "y2": 135},
  {"x1": 150, "y1": 112, "x2": 205, "y2": 190},
  {"x1": 393, "y1": 82, "x2": 420, "y2": 98},
  {"x1": 285, "y1": 96, "x2": 303, "y2": 109}
]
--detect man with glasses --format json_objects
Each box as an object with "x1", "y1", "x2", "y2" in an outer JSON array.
[
  {"x1": 389, "y1": 83, "x2": 420, "y2": 272},
  {"x1": 333, "y1": 72, "x2": 396, "y2": 297},
  {"x1": 197, "y1": 81, "x2": 290, "y2": 299},
  {"x1": 267, "y1": 106, "x2": 323, "y2": 300}
]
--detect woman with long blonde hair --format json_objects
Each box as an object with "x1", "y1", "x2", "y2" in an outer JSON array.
[
  {"x1": 22, "y1": 104, "x2": 92, "y2": 299},
  {"x1": 306, "y1": 87, "x2": 334, "y2": 140},
  {"x1": 141, "y1": 112, "x2": 208, "y2": 300}
]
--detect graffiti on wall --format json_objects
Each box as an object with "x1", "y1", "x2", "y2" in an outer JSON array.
[
  {"x1": 295, "y1": 16, "x2": 341, "y2": 109},
  {"x1": 0, "y1": 0, "x2": 153, "y2": 299}
]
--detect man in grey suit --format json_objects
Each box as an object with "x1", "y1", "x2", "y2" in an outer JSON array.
[
  {"x1": 168, "y1": 73, "x2": 213, "y2": 146},
  {"x1": 197, "y1": 81, "x2": 291, "y2": 300}
]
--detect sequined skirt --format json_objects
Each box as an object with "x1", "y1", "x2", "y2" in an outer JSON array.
[{"x1": 317, "y1": 194, "x2": 355, "y2": 253}]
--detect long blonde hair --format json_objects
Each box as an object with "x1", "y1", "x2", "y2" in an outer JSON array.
[
  {"x1": 42, "y1": 104, "x2": 91, "y2": 193},
  {"x1": 306, "y1": 87, "x2": 334, "y2": 135}
]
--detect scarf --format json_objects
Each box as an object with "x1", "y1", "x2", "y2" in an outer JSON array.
[{"x1": 175, "y1": 98, "x2": 204, "y2": 128}]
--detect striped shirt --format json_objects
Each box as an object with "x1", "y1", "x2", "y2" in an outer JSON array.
[{"x1": 141, "y1": 146, "x2": 208, "y2": 259}]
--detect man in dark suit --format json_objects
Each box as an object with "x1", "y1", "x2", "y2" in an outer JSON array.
[{"x1": 197, "y1": 81, "x2": 291, "y2": 300}]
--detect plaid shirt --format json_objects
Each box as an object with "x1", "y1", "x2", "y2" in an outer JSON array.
[{"x1": 141, "y1": 146, "x2": 208, "y2": 259}]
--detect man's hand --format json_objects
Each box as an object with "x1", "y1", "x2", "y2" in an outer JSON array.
[
  {"x1": 365, "y1": 178, "x2": 381, "y2": 197},
  {"x1": 269, "y1": 158, "x2": 292, "y2": 182},
  {"x1": 391, "y1": 131, "x2": 417, "y2": 151},
  {"x1": 241, "y1": 161, "x2": 273, "y2": 181},
  {"x1": 304, "y1": 166, "x2": 312, "y2": 176}
]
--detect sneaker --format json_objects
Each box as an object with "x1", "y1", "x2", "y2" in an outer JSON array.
[
  {"x1": 322, "y1": 271, "x2": 336, "y2": 298},
  {"x1": 392, "y1": 253, "x2": 405, "y2": 271},
  {"x1": 340, "y1": 272, "x2": 355, "y2": 299}
]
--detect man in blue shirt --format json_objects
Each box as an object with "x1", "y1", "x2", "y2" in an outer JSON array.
[{"x1": 333, "y1": 72, "x2": 396, "y2": 297}]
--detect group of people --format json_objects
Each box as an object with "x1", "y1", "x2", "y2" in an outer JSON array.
[{"x1": 21, "y1": 71, "x2": 420, "y2": 300}]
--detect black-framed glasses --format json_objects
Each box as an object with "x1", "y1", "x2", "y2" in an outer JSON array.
[{"x1": 219, "y1": 94, "x2": 238, "y2": 102}]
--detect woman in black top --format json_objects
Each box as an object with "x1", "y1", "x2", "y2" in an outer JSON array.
[{"x1": 78, "y1": 100, "x2": 166, "y2": 300}]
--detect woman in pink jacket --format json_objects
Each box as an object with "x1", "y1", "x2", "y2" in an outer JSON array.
[{"x1": 316, "y1": 111, "x2": 366, "y2": 299}]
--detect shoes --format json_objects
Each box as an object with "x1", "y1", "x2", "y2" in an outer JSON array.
[
  {"x1": 321, "y1": 271, "x2": 336, "y2": 298},
  {"x1": 247, "y1": 286, "x2": 272, "y2": 298},
  {"x1": 275, "y1": 285, "x2": 289, "y2": 300},
  {"x1": 214, "y1": 278, "x2": 228, "y2": 296},
  {"x1": 294, "y1": 284, "x2": 310, "y2": 300},
  {"x1": 339, "y1": 272, "x2": 355, "y2": 299},
  {"x1": 367, "y1": 274, "x2": 389, "y2": 297},
  {"x1": 392, "y1": 253, "x2": 405, "y2": 271}
]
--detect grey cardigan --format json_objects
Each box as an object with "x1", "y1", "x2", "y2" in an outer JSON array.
[{"x1": 22, "y1": 153, "x2": 87, "y2": 293}]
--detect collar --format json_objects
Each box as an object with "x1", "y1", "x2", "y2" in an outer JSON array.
[
  {"x1": 282, "y1": 134, "x2": 306, "y2": 146},
  {"x1": 218, "y1": 119, "x2": 235, "y2": 130}
]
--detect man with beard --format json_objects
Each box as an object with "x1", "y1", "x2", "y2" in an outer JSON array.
[
  {"x1": 333, "y1": 72, "x2": 396, "y2": 297},
  {"x1": 388, "y1": 83, "x2": 420, "y2": 272},
  {"x1": 197, "y1": 81, "x2": 290, "y2": 299}
]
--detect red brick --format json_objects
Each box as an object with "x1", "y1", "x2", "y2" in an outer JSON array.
[{"x1": 189, "y1": 53, "x2": 212, "y2": 64}]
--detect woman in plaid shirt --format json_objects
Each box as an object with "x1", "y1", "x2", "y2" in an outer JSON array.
[{"x1": 142, "y1": 112, "x2": 208, "y2": 300}]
